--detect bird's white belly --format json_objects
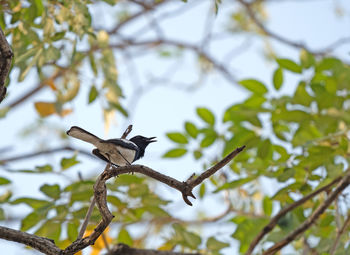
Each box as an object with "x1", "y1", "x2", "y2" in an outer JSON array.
[{"x1": 96, "y1": 142, "x2": 136, "y2": 166}]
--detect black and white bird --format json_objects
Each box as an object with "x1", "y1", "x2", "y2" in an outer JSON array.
[{"x1": 66, "y1": 126, "x2": 156, "y2": 166}]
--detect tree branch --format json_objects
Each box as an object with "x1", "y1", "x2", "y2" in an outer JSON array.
[
  {"x1": 0, "y1": 126, "x2": 244, "y2": 254},
  {"x1": 237, "y1": 0, "x2": 350, "y2": 56},
  {"x1": 262, "y1": 171, "x2": 350, "y2": 255},
  {"x1": 0, "y1": 146, "x2": 93, "y2": 165},
  {"x1": 106, "y1": 243, "x2": 200, "y2": 255},
  {"x1": 7, "y1": 68, "x2": 67, "y2": 109},
  {"x1": 106, "y1": 0, "x2": 170, "y2": 34},
  {"x1": 0, "y1": 226, "x2": 61, "y2": 255},
  {"x1": 246, "y1": 176, "x2": 343, "y2": 255},
  {"x1": 0, "y1": 26, "x2": 13, "y2": 103},
  {"x1": 110, "y1": 38, "x2": 238, "y2": 86},
  {"x1": 329, "y1": 211, "x2": 350, "y2": 255}
]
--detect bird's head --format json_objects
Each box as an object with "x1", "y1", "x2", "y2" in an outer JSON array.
[{"x1": 130, "y1": 135, "x2": 157, "y2": 159}]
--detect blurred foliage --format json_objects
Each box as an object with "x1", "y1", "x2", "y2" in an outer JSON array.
[
  {"x1": 164, "y1": 52, "x2": 350, "y2": 253},
  {"x1": 0, "y1": 0, "x2": 122, "y2": 123},
  {"x1": 0, "y1": 0, "x2": 349, "y2": 255}
]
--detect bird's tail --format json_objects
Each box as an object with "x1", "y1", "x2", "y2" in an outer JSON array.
[{"x1": 66, "y1": 126, "x2": 101, "y2": 146}]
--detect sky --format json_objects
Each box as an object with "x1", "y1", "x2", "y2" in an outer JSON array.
[{"x1": 0, "y1": 0, "x2": 350, "y2": 254}]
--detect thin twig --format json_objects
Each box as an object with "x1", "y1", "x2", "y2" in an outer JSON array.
[
  {"x1": 262, "y1": 171, "x2": 350, "y2": 255},
  {"x1": 121, "y1": 125, "x2": 133, "y2": 139},
  {"x1": 101, "y1": 232, "x2": 111, "y2": 252},
  {"x1": 78, "y1": 196, "x2": 97, "y2": 240},
  {"x1": 237, "y1": 0, "x2": 350, "y2": 56},
  {"x1": 106, "y1": 243, "x2": 201, "y2": 255},
  {"x1": 0, "y1": 146, "x2": 93, "y2": 164},
  {"x1": 109, "y1": 38, "x2": 238, "y2": 86},
  {"x1": 188, "y1": 146, "x2": 246, "y2": 188},
  {"x1": 106, "y1": 0, "x2": 169, "y2": 34},
  {"x1": 329, "y1": 212, "x2": 350, "y2": 255},
  {"x1": 246, "y1": 176, "x2": 342, "y2": 255}
]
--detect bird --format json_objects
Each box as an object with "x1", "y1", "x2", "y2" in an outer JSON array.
[{"x1": 66, "y1": 126, "x2": 156, "y2": 166}]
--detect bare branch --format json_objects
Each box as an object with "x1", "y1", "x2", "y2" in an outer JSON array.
[
  {"x1": 106, "y1": 243, "x2": 200, "y2": 255},
  {"x1": 237, "y1": 0, "x2": 350, "y2": 56},
  {"x1": 121, "y1": 124, "x2": 133, "y2": 139},
  {"x1": 77, "y1": 196, "x2": 96, "y2": 240},
  {"x1": 329, "y1": 212, "x2": 350, "y2": 255},
  {"x1": 188, "y1": 145, "x2": 246, "y2": 188},
  {"x1": 106, "y1": 0, "x2": 170, "y2": 34},
  {"x1": 246, "y1": 176, "x2": 343, "y2": 255},
  {"x1": 6, "y1": 68, "x2": 67, "y2": 109},
  {"x1": 110, "y1": 38, "x2": 238, "y2": 86},
  {"x1": 0, "y1": 226, "x2": 61, "y2": 255},
  {"x1": 0, "y1": 26, "x2": 13, "y2": 103},
  {"x1": 0, "y1": 146, "x2": 93, "y2": 165},
  {"x1": 106, "y1": 146, "x2": 245, "y2": 206},
  {"x1": 262, "y1": 171, "x2": 350, "y2": 255}
]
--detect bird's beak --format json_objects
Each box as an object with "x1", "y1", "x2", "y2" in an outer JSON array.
[{"x1": 147, "y1": 137, "x2": 157, "y2": 143}]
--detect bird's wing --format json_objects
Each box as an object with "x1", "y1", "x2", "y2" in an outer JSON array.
[
  {"x1": 66, "y1": 126, "x2": 101, "y2": 146},
  {"x1": 102, "y1": 138, "x2": 139, "y2": 151}
]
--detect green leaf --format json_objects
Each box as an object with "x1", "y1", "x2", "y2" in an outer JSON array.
[
  {"x1": 35, "y1": 220, "x2": 61, "y2": 242},
  {"x1": 273, "y1": 68, "x2": 283, "y2": 90},
  {"x1": 40, "y1": 184, "x2": 60, "y2": 199},
  {"x1": 166, "y1": 132, "x2": 188, "y2": 144},
  {"x1": 0, "y1": 208, "x2": 5, "y2": 220},
  {"x1": 51, "y1": 31, "x2": 66, "y2": 41},
  {"x1": 35, "y1": 164, "x2": 53, "y2": 172},
  {"x1": 173, "y1": 224, "x2": 201, "y2": 249},
  {"x1": 193, "y1": 150, "x2": 202, "y2": 159},
  {"x1": 34, "y1": 0, "x2": 44, "y2": 16},
  {"x1": 263, "y1": 196, "x2": 273, "y2": 216},
  {"x1": 215, "y1": 176, "x2": 256, "y2": 192},
  {"x1": 118, "y1": 228, "x2": 133, "y2": 246},
  {"x1": 199, "y1": 183, "x2": 206, "y2": 199},
  {"x1": 206, "y1": 237, "x2": 229, "y2": 251},
  {"x1": 300, "y1": 49, "x2": 315, "y2": 69},
  {"x1": 277, "y1": 168, "x2": 295, "y2": 182},
  {"x1": 200, "y1": 133, "x2": 216, "y2": 148},
  {"x1": 21, "y1": 212, "x2": 43, "y2": 231},
  {"x1": 128, "y1": 183, "x2": 149, "y2": 197},
  {"x1": 88, "y1": 85, "x2": 98, "y2": 104},
  {"x1": 163, "y1": 148, "x2": 187, "y2": 158},
  {"x1": 12, "y1": 198, "x2": 52, "y2": 210},
  {"x1": 0, "y1": 190, "x2": 12, "y2": 203},
  {"x1": 114, "y1": 175, "x2": 144, "y2": 186},
  {"x1": 0, "y1": 107, "x2": 9, "y2": 119},
  {"x1": 239, "y1": 79, "x2": 268, "y2": 95},
  {"x1": 60, "y1": 155, "x2": 80, "y2": 170},
  {"x1": 293, "y1": 81, "x2": 313, "y2": 106},
  {"x1": 257, "y1": 139, "x2": 272, "y2": 159},
  {"x1": 196, "y1": 107, "x2": 215, "y2": 125},
  {"x1": 67, "y1": 221, "x2": 79, "y2": 241},
  {"x1": 232, "y1": 217, "x2": 269, "y2": 253},
  {"x1": 109, "y1": 102, "x2": 129, "y2": 117},
  {"x1": 185, "y1": 121, "x2": 198, "y2": 138},
  {"x1": 0, "y1": 177, "x2": 11, "y2": 185},
  {"x1": 277, "y1": 58, "x2": 302, "y2": 73}
]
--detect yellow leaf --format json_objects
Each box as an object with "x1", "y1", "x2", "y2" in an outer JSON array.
[
  {"x1": 104, "y1": 109, "x2": 115, "y2": 134},
  {"x1": 158, "y1": 241, "x2": 174, "y2": 251},
  {"x1": 34, "y1": 102, "x2": 56, "y2": 117},
  {"x1": 45, "y1": 78, "x2": 57, "y2": 91},
  {"x1": 253, "y1": 191, "x2": 262, "y2": 201},
  {"x1": 84, "y1": 227, "x2": 112, "y2": 255},
  {"x1": 59, "y1": 108, "x2": 73, "y2": 117}
]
